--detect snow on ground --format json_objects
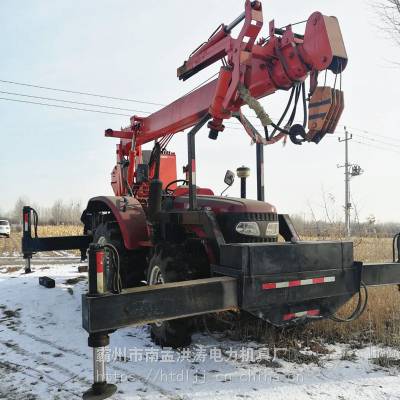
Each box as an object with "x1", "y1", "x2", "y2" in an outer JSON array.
[{"x1": 0, "y1": 258, "x2": 399, "y2": 400}]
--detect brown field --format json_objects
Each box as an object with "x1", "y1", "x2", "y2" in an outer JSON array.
[{"x1": 1, "y1": 226, "x2": 399, "y2": 347}]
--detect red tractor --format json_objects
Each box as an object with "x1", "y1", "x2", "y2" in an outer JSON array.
[
  {"x1": 21, "y1": 3, "x2": 400, "y2": 397},
  {"x1": 77, "y1": 1, "x2": 348, "y2": 347},
  {"x1": 25, "y1": 0, "x2": 350, "y2": 342}
]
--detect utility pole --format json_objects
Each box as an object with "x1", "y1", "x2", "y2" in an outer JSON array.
[
  {"x1": 337, "y1": 127, "x2": 363, "y2": 237},
  {"x1": 338, "y1": 127, "x2": 352, "y2": 237}
]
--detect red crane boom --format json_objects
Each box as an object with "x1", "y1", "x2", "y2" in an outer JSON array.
[{"x1": 105, "y1": 0, "x2": 347, "y2": 197}]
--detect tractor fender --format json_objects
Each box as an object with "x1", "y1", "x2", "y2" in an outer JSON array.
[{"x1": 83, "y1": 196, "x2": 149, "y2": 250}]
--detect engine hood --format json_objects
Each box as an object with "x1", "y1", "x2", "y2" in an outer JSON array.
[{"x1": 171, "y1": 195, "x2": 277, "y2": 214}]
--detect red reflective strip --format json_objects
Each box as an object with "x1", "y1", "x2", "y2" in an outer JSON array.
[
  {"x1": 283, "y1": 309, "x2": 320, "y2": 321},
  {"x1": 96, "y1": 251, "x2": 104, "y2": 273},
  {"x1": 262, "y1": 282, "x2": 276, "y2": 290},
  {"x1": 263, "y1": 276, "x2": 335, "y2": 290},
  {"x1": 283, "y1": 313, "x2": 295, "y2": 321},
  {"x1": 24, "y1": 213, "x2": 29, "y2": 231},
  {"x1": 191, "y1": 159, "x2": 196, "y2": 172}
]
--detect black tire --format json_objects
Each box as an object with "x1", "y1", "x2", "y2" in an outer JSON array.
[
  {"x1": 93, "y1": 222, "x2": 145, "y2": 288},
  {"x1": 147, "y1": 242, "x2": 209, "y2": 348}
]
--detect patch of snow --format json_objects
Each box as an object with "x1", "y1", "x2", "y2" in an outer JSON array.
[{"x1": 0, "y1": 262, "x2": 399, "y2": 399}]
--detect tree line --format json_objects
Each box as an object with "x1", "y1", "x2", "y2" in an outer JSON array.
[
  {"x1": 0, "y1": 197, "x2": 83, "y2": 225},
  {"x1": 0, "y1": 197, "x2": 398, "y2": 237},
  {"x1": 290, "y1": 214, "x2": 400, "y2": 239}
]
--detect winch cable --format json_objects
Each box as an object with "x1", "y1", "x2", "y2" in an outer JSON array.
[
  {"x1": 328, "y1": 281, "x2": 369, "y2": 323},
  {"x1": 102, "y1": 243, "x2": 122, "y2": 294}
]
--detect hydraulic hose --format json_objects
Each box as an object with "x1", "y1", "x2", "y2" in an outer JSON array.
[
  {"x1": 102, "y1": 243, "x2": 122, "y2": 294},
  {"x1": 328, "y1": 282, "x2": 368, "y2": 323}
]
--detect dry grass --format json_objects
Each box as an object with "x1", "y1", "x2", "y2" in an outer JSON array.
[
  {"x1": 308, "y1": 236, "x2": 400, "y2": 347},
  {"x1": 303, "y1": 236, "x2": 393, "y2": 263},
  {"x1": 36, "y1": 225, "x2": 83, "y2": 237},
  {"x1": 309, "y1": 287, "x2": 400, "y2": 347}
]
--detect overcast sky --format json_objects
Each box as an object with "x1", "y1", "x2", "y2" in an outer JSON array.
[{"x1": 0, "y1": 0, "x2": 399, "y2": 222}]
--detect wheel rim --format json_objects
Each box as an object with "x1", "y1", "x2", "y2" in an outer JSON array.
[
  {"x1": 96, "y1": 235, "x2": 112, "y2": 291},
  {"x1": 149, "y1": 265, "x2": 165, "y2": 285},
  {"x1": 149, "y1": 265, "x2": 164, "y2": 327},
  {"x1": 97, "y1": 236, "x2": 107, "y2": 246}
]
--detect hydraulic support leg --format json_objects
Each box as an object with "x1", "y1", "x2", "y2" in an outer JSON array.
[
  {"x1": 21, "y1": 205, "x2": 90, "y2": 273},
  {"x1": 83, "y1": 244, "x2": 116, "y2": 400},
  {"x1": 22, "y1": 206, "x2": 32, "y2": 273},
  {"x1": 24, "y1": 256, "x2": 32, "y2": 274},
  {"x1": 83, "y1": 333, "x2": 117, "y2": 400}
]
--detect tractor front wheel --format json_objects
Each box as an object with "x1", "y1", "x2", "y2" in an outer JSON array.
[{"x1": 147, "y1": 243, "x2": 202, "y2": 348}]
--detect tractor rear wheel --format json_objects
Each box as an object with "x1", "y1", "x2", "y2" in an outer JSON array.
[{"x1": 93, "y1": 222, "x2": 145, "y2": 288}]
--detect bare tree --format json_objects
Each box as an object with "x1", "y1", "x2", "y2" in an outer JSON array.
[
  {"x1": 51, "y1": 199, "x2": 64, "y2": 225},
  {"x1": 376, "y1": 0, "x2": 400, "y2": 46},
  {"x1": 11, "y1": 197, "x2": 29, "y2": 224}
]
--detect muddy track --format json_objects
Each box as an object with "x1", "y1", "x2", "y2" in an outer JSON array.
[
  {"x1": 0, "y1": 256, "x2": 81, "y2": 268},
  {"x1": 10, "y1": 328, "x2": 187, "y2": 400},
  {"x1": 0, "y1": 339, "x2": 92, "y2": 385},
  {"x1": 0, "y1": 358, "x2": 83, "y2": 399}
]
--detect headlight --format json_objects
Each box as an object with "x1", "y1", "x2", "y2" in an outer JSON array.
[
  {"x1": 265, "y1": 222, "x2": 279, "y2": 237},
  {"x1": 235, "y1": 221, "x2": 260, "y2": 237}
]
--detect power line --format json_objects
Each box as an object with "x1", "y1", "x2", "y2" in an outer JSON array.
[
  {"x1": 352, "y1": 132, "x2": 400, "y2": 148},
  {"x1": 1, "y1": 78, "x2": 399, "y2": 149},
  {"x1": 0, "y1": 79, "x2": 164, "y2": 107},
  {"x1": 0, "y1": 97, "x2": 132, "y2": 117},
  {"x1": 2, "y1": 94, "x2": 399, "y2": 153},
  {"x1": 352, "y1": 139, "x2": 400, "y2": 155},
  {"x1": 0, "y1": 90, "x2": 152, "y2": 114},
  {"x1": 0, "y1": 77, "x2": 294, "y2": 125},
  {"x1": 344, "y1": 125, "x2": 400, "y2": 144},
  {"x1": 2, "y1": 94, "x2": 400, "y2": 158}
]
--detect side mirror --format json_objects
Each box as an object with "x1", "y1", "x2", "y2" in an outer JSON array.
[
  {"x1": 224, "y1": 170, "x2": 235, "y2": 186},
  {"x1": 136, "y1": 164, "x2": 149, "y2": 184}
]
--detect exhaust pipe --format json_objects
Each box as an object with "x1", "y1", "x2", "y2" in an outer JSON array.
[{"x1": 237, "y1": 166, "x2": 250, "y2": 199}]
